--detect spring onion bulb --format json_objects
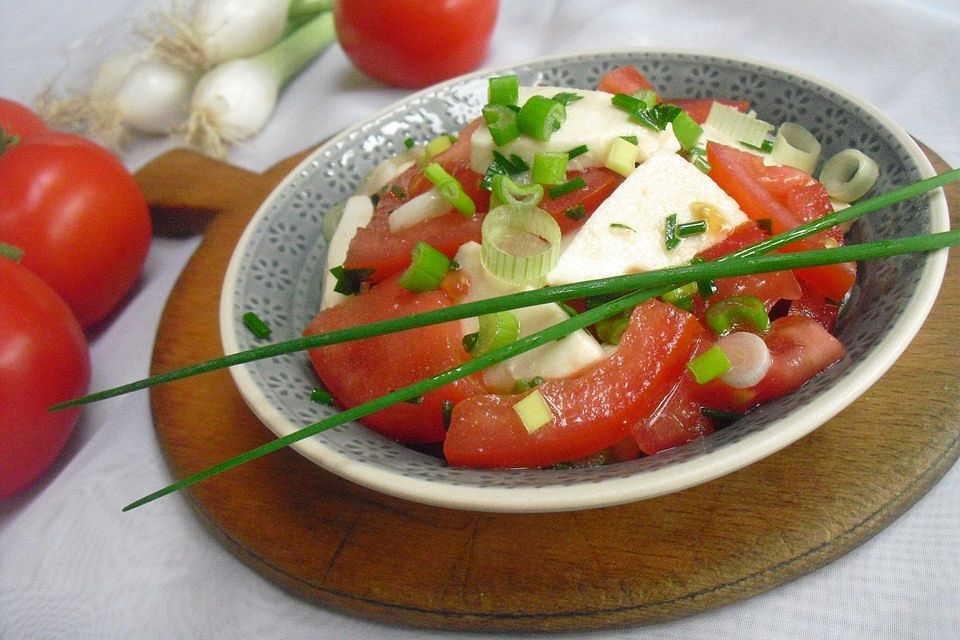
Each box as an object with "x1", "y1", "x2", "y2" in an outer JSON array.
[
  {"x1": 186, "y1": 10, "x2": 335, "y2": 157},
  {"x1": 513, "y1": 389, "x2": 554, "y2": 434},
  {"x1": 705, "y1": 102, "x2": 774, "y2": 150},
  {"x1": 114, "y1": 59, "x2": 196, "y2": 134},
  {"x1": 388, "y1": 188, "x2": 451, "y2": 232},
  {"x1": 716, "y1": 332, "x2": 772, "y2": 389},
  {"x1": 481, "y1": 204, "x2": 562, "y2": 286},
  {"x1": 820, "y1": 149, "x2": 880, "y2": 202},
  {"x1": 152, "y1": 0, "x2": 295, "y2": 71},
  {"x1": 771, "y1": 122, "x2": 821, "y2": 174}
]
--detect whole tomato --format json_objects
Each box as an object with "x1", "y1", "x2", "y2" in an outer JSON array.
[
  {"x1": 334, "y1": 0, "x2": 499, "y2": 89},
  {"x1": 0, "y1": 131, "x2": 152, "y2": 327},
  {"x1": 0, "y1": 97, "x2": 48, "y2": 141},
  {"x1": 0, "y1": 256, "x2": 90, "y2": 499}
]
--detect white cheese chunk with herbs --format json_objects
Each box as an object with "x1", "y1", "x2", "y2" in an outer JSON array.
[
  {"x1": 320, "y1": 195, "x2": 374, "y2": 310},
  {"x1": 469, "y1": 86, "x2": 681, "y2": 174},
  {"x1": 546, "y1": 151, "x2": 748, "y2": 285},
  {"x1": 454, "y1": 242, "x2": 606, "y2": 392}
]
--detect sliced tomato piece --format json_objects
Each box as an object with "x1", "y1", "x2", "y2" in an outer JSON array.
[
  {"x1": 538, "y1": 167, "x2": 624, "y2": 233},
  {"x1": 696, "y1": 315, "x2": 845, "y2": 413},
  {"x1": 304, "y1": 275, "x2": 486, "y2": 444},
  {"x1": 706, "y1": 142, "x2": 856, "y2": 302},
  {"x1": 633, "y1": 368, "x2": 716, "y2": 456},
  {"x1": 665, "y1": 97, "x2": 749, "y2": 124},
  {"x1": 596, "y1": 65, "x2": 658, "y2": 94},
  {"x1": 787, "y1": 286, "x2": 841, "y2": 333},
  {"x1": 443, "y1": 300, "x2": 704, "y2": 468},
  {"x1": 693, "y1": 221, "x2": 802, "y2": 316}
]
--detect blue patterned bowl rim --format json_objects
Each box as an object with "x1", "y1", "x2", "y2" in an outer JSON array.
[{"x1": 220, "y1": 48, "x2": 950, "y2": 513}]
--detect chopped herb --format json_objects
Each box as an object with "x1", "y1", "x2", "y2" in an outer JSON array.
[
  {"x1": 690, "y1": 256, "x2": 718, "y2": 298},
  {"x1": 441, "y1": 399, "x2": 455, "y2": 430},
  {"x1": 330, "y1": 265, "x2": 375, "y2": 296},
  {"x1": 700, "y1": 406, "x2": 743, "y2": 428},
  {"x1": 481, "y1": 150, "x2": 527, "y2": 191},
  {"x1": 403, "y1": 137, "x2": 415, "y2": 149},
  {"x1": 741, "y1": 139, "x2": 774, "y2": 153},
  {"x1": 462, "y1": 331, "x2": 479, "y2": 352},
  {"x1": 610, "y1": 222, "x2": 636, "y2": 232},
  {"x1": 370, "y1": 193, "x2": 380, "y2": 207},
  {"x1": 677, "y1": 220, "x2": 708, "y2": 238},
  {"x1": 756, "y1": 218, "x2": 773, "y2": 233},
  {"x1": 690, "y1": 148, "x2": 711, "y2": 173},
  {"x1": 551, "y1": 91, "x2": 583, "y2": 106},
  {"x1": 664, "y1": 213, "x2": 681, "y2": 251},
  {"x1": 567, "y1": 144, "x2": 589, "y2": 160},
  {"x1": 620, "y1": 135, "x2": 639, "y2": 145},
  {"x1": 310, "y1": 387, "x2": 335, "y2": 405},
  {"x1": 242, "y1": 311, "x2": 272, "y2": 339},
  {"x1": 390, "y1": 185, "x2": 407, "y2": 199},
  {"x1": 513, "y1": 376, "x2": 546, "y2": 394},
  {"x1": 634, "y1": 103, "x2": 683, "y2": 131},
  {"x1": 404, "y1": 395, "x2": 424, "y2": 405},
  {"x1": 548, "y1": 176, "x2": 586, "y2": 199},
  {"x1": 564, "y1": 204, "x2": 586, "y2": 221}
]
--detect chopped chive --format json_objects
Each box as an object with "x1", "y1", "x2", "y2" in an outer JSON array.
[
  {"x1": 664, "y1": 213, "x2": 681, "y2": 251},
  {"x1": 390, "y1": 185, "x2": 407, "y2": 199},
  {"x1": 311, "y1": 387, "x2": 334, "y2": 405},
  {"x1": 741, "y1": 139, "x2": 774, "y2": 153},
  {"x1": 620, "y1": 135, "x2": 639, "y2": 145},
  {"x1": 610, "y1": 222, "x2": 636, "y2": 232},
  {"x1": 242, "y1": 311, "x2": 272, "y2": 339},
  {"x1": 548, "y1": 176, "x2": 586, "y2": 199},
  {"x1": 512, "y1": 375, "x2": 546, "y2": 394},
  {"x1": 700, "y1": 406, "x2": 743, "y2": 428},
  {"x1": 564, "y1": 204, "x2": 586, "y2": 221},
  {"x1": 756, "y1": 218, "x2": 773, "y2": 233},
  {"x1": 0, "y1": 241, "x2": 24, "y2": 261},
  {"x1": 567, "y1": 144, "x2": 589, "y2": 160},
  {"x1": 677, "y1": 220, "x2": 708, "y2": 238},
  {"x1": 404, "y1": 395, "x2": 424, "y2": 405},
  {"x1": 403, "y1": 137, "x2": 415, "y2": 149}
]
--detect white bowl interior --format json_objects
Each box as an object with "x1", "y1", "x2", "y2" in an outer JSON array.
[{"x1": 220, "y1": 50, "x2": 949, "y2": 513}]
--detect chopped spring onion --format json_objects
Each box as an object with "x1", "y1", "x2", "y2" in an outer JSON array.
[
  {"x1": 480, "y1": 204, "x2": 562, "y2": 286},
  {"x1": 398, "y1": 242, "x2": 453, "y2": 293},
  {"x1": 517, "y1": 95, "x2": 566, "y2": 141},
  {"x1": 513, "y1": 376, "x2": 546, "y2": 394},
  {"x1": 664, "y1": 213, "x2": 681, "y2": 251},
  {"x1": 632, "y1": 89, "x2": 658, "y2": 107},
  {"x1": 329, "y1": 265, "x2": 373, "y2": 296},
  {"x1": 819, "y1": 149, "x2": 880, "y2": 202},
  {"x1": 716, "y1": 332, "x2": 772, "y2": 389},
  {"x1": 704, "y1": 295, "x2": 770, "y2": 336},
  {"x1": 482, "y1": 104, "x2": 521, "y2": 146},
  {"x1": 551, "y1": 91, "x2": 583, "y2": 106},
  {"x1": 488, "y1": 74, "x2": 519, "y2": 106},
  {"x1": 671, "y1": 110, "x2": 703, "y2": 152},
  {"x1": 771, "y1": 122, "x2": 822, "y2": 174},
  {"x1": 705, "y1": 102, "x2": 774, "y2": 150},
  {"x1": 660, "y1": 282, "x2": 698, "y2": 312},
  {"x1": 491, "y1": 174, "x2": 544, "y2": 208},
  {"x1": 548, "y1": 176, "x2": 586, "y2": 199},
  {"x1": 470, "y1": 311, "x2": 521, "y2": 357},
  {"x1": 593, "y1": 310, "x2": 632, "y2": 345},
  {"x1": 387, "y1": 188, "x2": 451, "y2": 232},
  {"x1": 532, "y1": 151, "x2": 568, "y2": 185},
  {"x1": 424, "y1": 134, "x2": 454, "y2": 160},
  {"x1": 605, "y1": 136, "x2": 639, "y2": 176},
  {"x1": 687, "y1": 345, "x2": 732, "y2": 384},
  {"x1": 242, "y1": 311, "x2": 272, "y2": 339},
  {"x1": 564, "y1": 204, "x2": 586, "y2": 221},
  {"x1": 677, "y1": 220, "x2": 708, "y2": 238},
  {"x1": 513, "y1": 389, "x2": 554, "y2": 434},
  {"x1": 423, "y1": 162, "x2": 476, "y2": 216}
]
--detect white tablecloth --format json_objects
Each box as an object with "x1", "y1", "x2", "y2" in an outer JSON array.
[{"x1": 2, "y1": 2, "x2": 958, "y2": 638}]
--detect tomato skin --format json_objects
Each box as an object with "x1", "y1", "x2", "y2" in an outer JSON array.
[
  {"x1": 0, "y1": 132, "x2": 152, "y2": 327},
  {"x1": 0, "y1": 98, "x2": 47, "y2": 140},
  {"x1": 333, "y1": 0, "x2": 499, "y2": 88},
  {"x1": 0, "y1": 257, "x2": 90, "y2": 499},
  {"x1": 538, "y1": 167, "x2": 624, "y2": 233},
  {"x1": 443, "y1": 300, "x2": 704, "y2": 468},
  {"x1": 304, "y1": 275, "x2": 486, "y2": 444},
  {"x1": 596, "y1": 66, "x2": 658, "y2": 94}
]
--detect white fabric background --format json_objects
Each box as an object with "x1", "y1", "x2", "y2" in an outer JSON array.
[{"x1": 1, "y1": 1, "x2": 958, "y2": 638}]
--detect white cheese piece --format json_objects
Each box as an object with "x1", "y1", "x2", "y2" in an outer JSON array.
[
  {"x1": 320, "y1": 195, "x2": 375, "y2": 310},
  {"x1": 454, "y1": 242, "x2": 606, "y2": 392},
  {"x1": 469, "y1": 86, "x2": 681, "y2": 174},
  {"x1": 546, "y1": 151, "x2": 748, "y2": 286}
]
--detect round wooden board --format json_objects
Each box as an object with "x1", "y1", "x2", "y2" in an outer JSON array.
[{"x1": 142, "y1": 144, "x2": 959, "y2": 632}]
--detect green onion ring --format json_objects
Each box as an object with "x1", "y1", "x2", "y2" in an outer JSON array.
[
  {"x1": 480, "y1": 203, "x2": 561, "y2": 286},
  {"x1": 819, "y1": 148, "x2": 880, "y2": 202}
]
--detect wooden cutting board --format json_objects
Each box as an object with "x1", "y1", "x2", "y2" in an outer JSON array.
[{"x1": 139, "y1": 144, "x2": 959, "y2": 632}]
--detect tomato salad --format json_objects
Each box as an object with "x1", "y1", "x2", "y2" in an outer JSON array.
[{"x1": 302, "y1": 66, "x2": 870, "y2": 470}]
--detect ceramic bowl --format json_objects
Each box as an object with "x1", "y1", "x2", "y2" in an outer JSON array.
[{"x1": 220, "y1": 49, "x2": 949, "y2": 512}]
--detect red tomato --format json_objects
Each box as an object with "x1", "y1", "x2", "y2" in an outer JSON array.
[
  {"x1": 0, "y1": 132, "x2": 152, "y2": 327},
  {"x1": 633, "y1": 355, "x2": 716, "y2": 456},
  {"x1": 596, "y1": 65, "x2": 659, "y2": 94},
  {"x1": 787, "y1": 287, "x2": 841, "y2": 333},
  {"x1": 443, "y1": 300, "x2": 704, "y2": 468},
  {"x1": 538, "y1": 167, "x2": 624, "y2": 233},
  {"x1": 706, "y1": 141, "x2": 855, "y2": 302},
  {"x1": 0, "y1": 257, "x2": 90, "y2": 499},
  {"x1": 333, "y1": 0, "x2": 499, "y2": 88},
  {"x1": 0, "y1": 97, "x2": 48, "y2": 140},
  {"x1": 304, "y1": 274, "x2": 486, "y2": 443},
  {"x1": 665, "y1": 97, "x2": 749, "y2": 124}
]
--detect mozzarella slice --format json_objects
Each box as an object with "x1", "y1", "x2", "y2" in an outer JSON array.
[
  {"x1": 454, "y1": 242, "x2": 606, "y2": 392},
  {"x1": 546, "y1": 151, "x2": 748, "y2": 285},
  {"x1": 320, "y1": 195, "x2": 375, "y2": 310},
  {"x1": 469, "y1": 86, "x2": 681, "y2": 174}
]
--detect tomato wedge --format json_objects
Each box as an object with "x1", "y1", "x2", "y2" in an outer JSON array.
[
  {"x1": 706, "y1": 142, "x2": 856, "y2": 302},
  {"x1": 596, "y1": 65, "x2": 658, "y2": 94},
  {"x1": 443, "y1": 300, "x2": 704, "y2": 468},
  {"x1": 538, "y1": 167, "x2": 624, "y2": 233},
  {"x1": 665, "y1": 97, "x2": 749, "y2": 124},
  {"x1": 304, "y1": 275, "x2": 486, "y2": 443}
]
